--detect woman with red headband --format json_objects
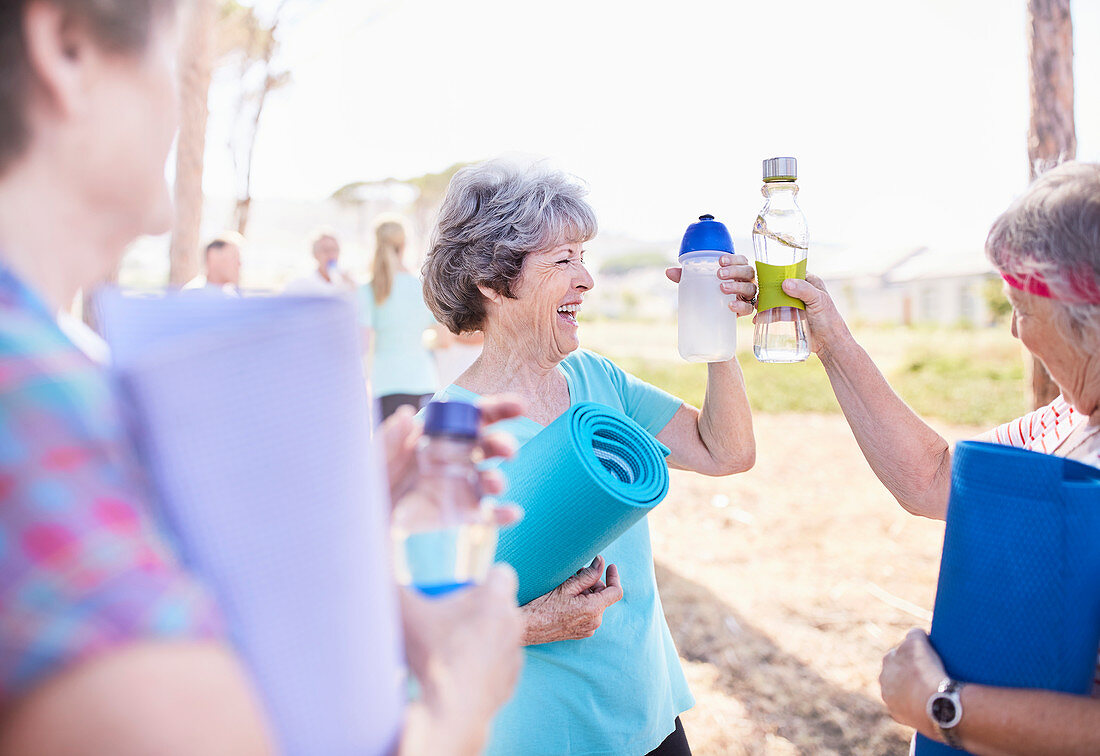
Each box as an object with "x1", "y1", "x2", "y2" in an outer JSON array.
[{"x1": 783, "y1": 160, "x2": 1100, "y2": 754}]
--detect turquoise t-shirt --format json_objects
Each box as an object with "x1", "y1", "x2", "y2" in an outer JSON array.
[
  {"x1": 358, "y1": 273, "x2": 438, "y2": 397},
  {"x1": 436, "y1": 348, "x2": 695, "y2": 756}
]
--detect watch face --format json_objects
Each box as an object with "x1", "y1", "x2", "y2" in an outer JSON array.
[{"x1": 931, "y1": 696, "x2": 958, "y2": 725}]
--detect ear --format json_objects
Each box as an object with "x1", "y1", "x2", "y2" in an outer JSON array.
[
  {"x1": 23, "y1": 2, "x2": 96, "y2": 121},
  {"x1": 476, "y1": 284, "x2": 504, "y2": 306}
]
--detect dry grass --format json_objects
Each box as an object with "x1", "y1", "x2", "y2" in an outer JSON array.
[{"x1": 651, "y1": 412, "x2": 982, "y2": 755}]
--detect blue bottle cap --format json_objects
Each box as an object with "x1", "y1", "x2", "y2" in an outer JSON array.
[
  {"x1": 423, "y1": 399, "x2": 481, "y2": 438},
  {"x1": 678, "y1": 214, "x2": 734, "y2": 256}
]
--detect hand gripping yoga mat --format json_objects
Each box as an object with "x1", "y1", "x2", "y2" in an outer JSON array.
[
  {"x1": 495, "y1": 402, "x2": 671, "y2": 606},
  {"x1": 916, "y1": 441, "x2": 1100, "y2": 755}
]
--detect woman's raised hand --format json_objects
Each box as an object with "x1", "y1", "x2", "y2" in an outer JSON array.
[
  {"x1": 665, "y1": 253, "x2": 758, "y2": 317},
  {"x1": 779, "y1": 274, "x2": 853, "y2": 356},
  {"x1": 520, "y1": 556, "x2": 624, "y2": 645}
]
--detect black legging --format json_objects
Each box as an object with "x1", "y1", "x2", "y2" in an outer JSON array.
[
  {"x1": 646, "y1": 718, "x2": 692, "y2": 756},
  {"x1": 378, "y1": 392, "x2": 433, "y2": 420}
]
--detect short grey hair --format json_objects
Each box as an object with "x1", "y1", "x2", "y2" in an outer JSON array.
[
  {"x1": 423, "y1": 160, "x2": 598, "y2": 334},
  {"x1": 986, "y1": 161, "x2": 1100, "y2": 351}
]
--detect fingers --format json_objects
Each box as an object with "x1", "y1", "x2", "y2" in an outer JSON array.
[
  {"x1": 728, "y1": 298, "x2": 755, "y2": 317},
  {"x1": 719, "y1": 280, "x2": 756, "y2": 298},
  {"x1": 479, "y1": 469, "x2": 506, "y2": 496},
  {"x1": 716, "y1": 255, "x2": 757, "y2": 317},
  {"x1": 563, "y1": 556, "x2": 605, "y2": 595},
  {"x1": 593, "y1": 564, "x2": 624, "y2": 608},
  {"x1": 721, "y1": 278, "x2": 758, "y2": 317},
  {"x1": 719, "y1": 253, "x2": 750, "y2": 268},
  {"x1": 478, "y1": 395, "x2": 526, "y2": 425},
  {"x1": 781, "y1": 277, "x2": 820, "y2": 305},
  {"x1": 717, "y1": 255, "x2": 754, "y2": 283},
  {"x1": 381, "y1": 404, "x2": 419, "y2": 459},
  {"x1": 478, "y1": 431, "x2": 516, "y2": 462},
  {"x1": 491, "y1": 503, "x2": 523, "y2": 527},
  {"x1": 604, "y1": 563, "x2": 620, "y2": 589},
  {"x1": 665, "y1": 267, "x2": 682, "y2": 284},
  {"x1": 485, "y1": 563, "x2": 519, "y2": 601}
]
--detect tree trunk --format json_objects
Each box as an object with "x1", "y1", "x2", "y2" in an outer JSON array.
[
  {"x1": 1026, "y1": 0, "x2": 1075, "y2": 409},
  {"x1": 233, "y1": 70, "x2": 279, "y2": 236},
  {"x1": 168, "y1": 0, "x2": 216, "y2": 288},
  {"x1": 234, "y1": 196, "x2": 251, "y2": 236}
]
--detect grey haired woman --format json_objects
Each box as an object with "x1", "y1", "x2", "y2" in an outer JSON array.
[
  {"x1": 785, "y1": 161, "x2": 1100, "y2": 753},
  {"x1": 423, "y1": 160, "x2": 759, "y2": 756}
]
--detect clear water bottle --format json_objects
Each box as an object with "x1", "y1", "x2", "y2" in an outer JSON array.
[
  {"x1": 391, "y1": 400, "x2": 498, "y2": 597},
  {"x1": 677, "y1": 214, "x2": 738, "y2": 363},
  {"x1": 752, "y1": 157, "x2": 810, "y2": 363}
]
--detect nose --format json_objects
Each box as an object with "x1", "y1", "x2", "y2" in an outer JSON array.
[
  {"x1": 1010, "y1": 310, "x2": 1018, "y2": 339},
  {"x1": 577, "y1": 262, "x2": 595, "y2": 292}
]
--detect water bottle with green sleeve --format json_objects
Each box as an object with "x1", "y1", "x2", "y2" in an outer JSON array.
[
  {"x1": 752, "y1": 156, "x2": 810, "y2": 363},
  {"x1": 677, "y1": 214, "x2": 738, "y2": 363}
]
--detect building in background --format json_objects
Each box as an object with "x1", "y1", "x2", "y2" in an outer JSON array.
[{"x1": 821, "y1": 244, "x2": 997, "y2": 327}]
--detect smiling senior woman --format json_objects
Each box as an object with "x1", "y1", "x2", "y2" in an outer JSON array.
[
  {"x1": 423, "y1": 161, "x2": 757, "y2": 756},
  {"x1": 782, "y1": 161, "x2": 1100, "y2": 753}
]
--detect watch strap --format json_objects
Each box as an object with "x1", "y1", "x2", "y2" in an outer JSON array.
[{"x1": 933, "y1": 678, "x2": 964, "y2": 749}]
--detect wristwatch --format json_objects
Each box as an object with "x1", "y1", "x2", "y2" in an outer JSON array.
[{"x1": 926, "y1": 677, "x2": 965, "y2": 749}]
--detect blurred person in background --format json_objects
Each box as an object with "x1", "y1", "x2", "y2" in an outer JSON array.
[
  {"x1": 284, "y1": 229, "x2": 356, "y2": 295},
  {"x1": 784, "y1": 161, "x2": 1100, "y2": 753},
  {"x1": 0, "y1": 1, "x2": 523, "y2": 753},
  {"x1": 433, "y1": 329, "x2": 485, "y2": 387},
  {"x1": 423, "y1": 160, "x2": 758, "y2": 756},
  {"x1": 184, "y1": 232, "x2": 243, "y2": 294},
  {"x1": 358, "y1": 217, "x2": 441, "y2": 419}
]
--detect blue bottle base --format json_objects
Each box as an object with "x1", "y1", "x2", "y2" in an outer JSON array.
[{"x1": 414, "y1": 580, "x2": 474, "y2": 597}]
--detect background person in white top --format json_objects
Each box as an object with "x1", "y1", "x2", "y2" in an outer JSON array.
[
  {"x1": 284, "y1": 230, "x2": 356, "y2": 295},
  {"x1": 184, "y1": 233, "x2": 243, "y2": 294}
]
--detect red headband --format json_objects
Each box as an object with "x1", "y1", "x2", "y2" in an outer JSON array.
[{"x1": 1001, "y1": 271, "x2": 1100, "y2": 305}]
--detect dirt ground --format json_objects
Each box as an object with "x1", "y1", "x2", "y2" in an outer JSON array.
[{"x1": 653, "y1": 412, "x2": 983, "y2": 755}]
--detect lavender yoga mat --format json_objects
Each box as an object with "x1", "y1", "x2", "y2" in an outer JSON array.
[{"x1": 100, "y1": 291, "x2": 404, "y2": 756}]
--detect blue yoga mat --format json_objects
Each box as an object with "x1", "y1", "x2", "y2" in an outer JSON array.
[
  {"x1": 916, "y1": 441, "x2": 1100, "y2": 755},
  {"x1": 494, "y1": 402, "x2": 671, "y2": 606}
]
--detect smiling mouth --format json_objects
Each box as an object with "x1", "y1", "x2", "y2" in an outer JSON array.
[{"x1": 557, "y1": 303, "x2": 580, "y2": 325}]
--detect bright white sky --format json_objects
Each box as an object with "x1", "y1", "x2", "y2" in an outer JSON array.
[{"x1": 202, "y1": 0, "x2": 1100, "y2": 252}]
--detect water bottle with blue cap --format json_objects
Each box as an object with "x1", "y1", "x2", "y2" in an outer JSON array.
[
  {"x1": 677, "y1": 214, "x2": 738, "y2": 362},
  {"x1": 391, "y1": 399, "x2": 498, "y2": 597}
]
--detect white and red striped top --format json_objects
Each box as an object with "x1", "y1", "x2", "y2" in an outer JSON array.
[{"x1": 986, "y1": 395, "x2": 1100, "y2": 695}]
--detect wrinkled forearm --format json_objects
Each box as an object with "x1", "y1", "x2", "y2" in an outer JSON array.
[
  {"x1": 695, "y1": 358, "x2": 756, "y2": 475},
  {"x1": 817, "y1": 334, "x2": 951, "y2": 519},
  {"x1": 933, "y1": 686, "x2": 1100, "y2": 756}
]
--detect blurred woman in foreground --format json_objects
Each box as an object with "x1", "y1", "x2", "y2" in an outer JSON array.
[{"x1": 0, "y1": 2, "x2": 521, "y2": 753}]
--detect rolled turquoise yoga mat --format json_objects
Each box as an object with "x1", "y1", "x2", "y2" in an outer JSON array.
[
  {"x1": 495, "y1": 402, "x2": 671, "y2": 606},
  {"x1": 916, "y1": 441, "x2": 1100, "y2": 755}
]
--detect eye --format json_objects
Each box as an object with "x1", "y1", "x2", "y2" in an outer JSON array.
[{"x1": 556, "y1": 258, "x2": 571, "y2": 265}]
